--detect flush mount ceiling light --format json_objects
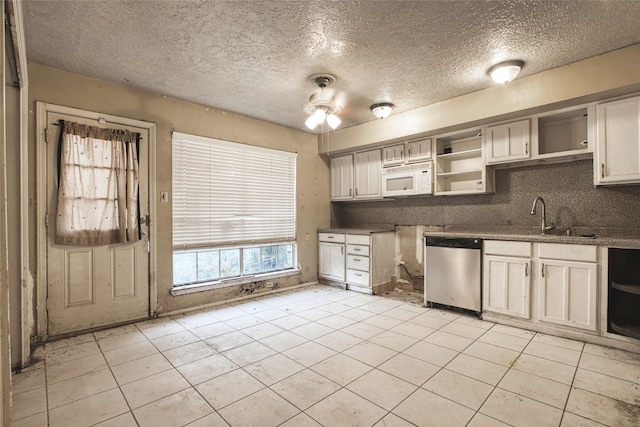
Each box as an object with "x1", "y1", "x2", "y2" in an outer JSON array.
[
  {"x1": 304, "y1": 74, "x2": 342, "y2": 130},
  {"x1": 371, "y1": 103, "x2": 395, "y2": 119},
  {"x1": 488, "y1": 60, "x2": 525, "y2": 84}
]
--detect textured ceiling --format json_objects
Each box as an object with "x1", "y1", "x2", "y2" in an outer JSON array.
[{"x1": 22, "y1": 1, "x2": 640, "y2": 133}]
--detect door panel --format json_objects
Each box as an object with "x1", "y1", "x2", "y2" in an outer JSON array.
[
  {"x1": 46, "y1": 110, "x2": 150, "y2": 336},
  {"x1": 64, "y1": 249, "x2": 94, "y2": 306},
  {"x1": 112, "y1": 247, "x2": 137, "y2": 298}
]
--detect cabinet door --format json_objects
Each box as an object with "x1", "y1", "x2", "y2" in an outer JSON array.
[
  {"x1": 407, "y1": 139, "x2": 432, "y2": 162},
  {"x1": 330, "y1": 154, "x2": 354, "y2": 201},
  {"x1": 539, "y1": 259, "x2": 597, "y2": 331},
  {"x1": 596, "y1": 96, "x2": 640, "y2": 185},
  {"x1": 318, "y1": 242, "x2": 345, "y2": 281},
  {"x1": 383, "y1": 144, "x2": 404, "y2": 166},
  {"x1": 483, "y1": 255, "x2": 531, "y2": 319},
  {"x1": 486, "y1": 120, "x2": 531, "y2": 164},
  {"x1": 354, "y1": 150, "x2": 382, "y2": 199}
]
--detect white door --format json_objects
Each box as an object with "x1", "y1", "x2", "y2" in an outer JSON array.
[
  {"x1": 318, "y1": 242, "x2": 345, "y2": 281},
  {"x1": 407, "y1": 138, "x2": 432, "y2": 163},
  {"x1": 45, "y1": 110, "x2": 151, "y2": 336},
  {"x1": 486, "y1": 120, "x2": 531, "y2": 164},
  {"x1": 354, "y1": 149, "x2": 381, "y2": 199},
  {"x1": 539, "y1": 259, "x2": 597, "y2": 331},
  {"x1": 330, "y1": 154, "x2": 354, "y2": 201},
  {"x1": 483, "y1": 255, "x2": 531, "y2": 319},
  {"x1": 596, "y1": 96, "x2": 640, "y2": 184},
  {"x1": 382, "y1": 144, "x2": 404, "y2": 166}
]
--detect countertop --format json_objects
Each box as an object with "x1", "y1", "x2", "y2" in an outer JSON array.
[
  {"x1": 423, "y1": 231, "x2": 640, "y2": 249},
  {"x1": 318, "y1": 227, "x2": 640, "y2": 248},
  {"x1": 318, "y1": 228, "x2": 394, "y2": 235}
]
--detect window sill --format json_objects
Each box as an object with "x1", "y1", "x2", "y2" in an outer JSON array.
[{"x1": 170, "y1": 269, "x2": 301, "y2": 296}]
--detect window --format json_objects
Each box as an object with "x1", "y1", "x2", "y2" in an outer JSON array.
[{"x1": 172, "y1": 132, "x2": 296, "y2": 287}]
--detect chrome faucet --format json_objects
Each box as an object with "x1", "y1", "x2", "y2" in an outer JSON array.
[{"x1": 530, "y1": 197, "x2": 555, "y2": 234}]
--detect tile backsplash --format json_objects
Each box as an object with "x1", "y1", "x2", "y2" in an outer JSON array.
[{"x1": 333, "y1": 160, "x2": 640, "y2": 238}]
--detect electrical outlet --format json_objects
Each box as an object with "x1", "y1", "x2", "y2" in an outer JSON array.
[
  {"x1": 160, "y1": 192, "x2": 169, "y2": 202},
  {"x1": 305, "y1": 233, "x2": 310, "y2": 241}
]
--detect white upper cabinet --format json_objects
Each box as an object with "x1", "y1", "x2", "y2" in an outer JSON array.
[
  {"x1": 485, "y1": 106, "x2": 593, "y2": 166},
  {"x1": 331, "y1": 149, "x2": 382, "y2": 201},
  {"x1": 382, "y1": 144, "x2": 405, "y2": 167},
  {"x1": 486, "y1": 120, "x2": 531, "y2": 164},
  {"x1": 595, "y1": 95, "x2": 640, "y2": 185},
  {"x1": 406, "y1": 138, "x2": 433, "y2": 163},
  {"x1": 330, "y1": 154, "x2": 354, "y2": 201},
  {"x1": 354, "y1": 149, "x2": 382, "y2": 199}
]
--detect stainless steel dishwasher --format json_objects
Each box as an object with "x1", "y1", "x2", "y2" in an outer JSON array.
[{"x1": 424, "y1": 237, "x2": 482, "y2": 312}]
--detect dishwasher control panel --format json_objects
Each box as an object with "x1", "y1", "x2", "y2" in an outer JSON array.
[{"x1": 426, "y1": 237, "x2": 482, "y2": 249}]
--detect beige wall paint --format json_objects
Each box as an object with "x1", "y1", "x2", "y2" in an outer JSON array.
[
  {"x1": 28, "y1": 63, "x2": 329, "y2": 317},
  {"x1": 6, "y1": 83, "x2": 21, "y2": 366},
  {"x1": 322, "y1": 44, "x2": 640, "y2": 154}
]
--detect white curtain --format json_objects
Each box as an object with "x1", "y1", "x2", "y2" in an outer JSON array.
[{"x1": 55, "y1": 121, "x2": 140, "y2": 246}]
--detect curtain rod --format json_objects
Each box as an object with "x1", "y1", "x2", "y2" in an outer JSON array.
[
  {"x1": 53, "y1": 119, "x2": 143, "y2": 139},
  {"x1": 53, "y1": 117, "x2": 109, "y2": 126}
]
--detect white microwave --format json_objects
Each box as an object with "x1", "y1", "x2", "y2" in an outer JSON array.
[{"x1": 381, "y1": 161, "x2": 433, "y2": 197}]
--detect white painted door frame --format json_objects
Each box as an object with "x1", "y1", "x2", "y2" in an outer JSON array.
[
  {"x1": 36, "y1": 102, "x2": 158, "y2": 340},
  {"x1": 7, "y1": 0, "x2": 33, "y2": 368}
]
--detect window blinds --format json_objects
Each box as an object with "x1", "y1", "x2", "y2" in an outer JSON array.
[{"x1": 172, "y1": 132, "x2": 296, "y2": 250}]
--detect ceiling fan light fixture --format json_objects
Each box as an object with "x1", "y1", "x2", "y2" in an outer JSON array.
[
  {"x1": 305, "y1": 114, "x2": 320, "y2": 130},
  {"x1": 303, "y1": 74, "x2": 342, "y2": 131},
  {"x1": 326, "y1": 113, "x2": 341, "y2": 129},
  {"x1": 488, "y1": 60, "x2": 524, "y2": 84},
  {"x1": 312, "y1": 108, "x2": 327, "y2": 123},
  {"x1": 371, "y1": 103, "x2": 395, "y2": 119}
]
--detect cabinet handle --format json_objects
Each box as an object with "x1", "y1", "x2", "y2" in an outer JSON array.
[
  {"x1": 327, "y1": 236, "x2": 334, "y2": 239},
  {"x1": 401, "y1": 150, "x2": 403, "y2": 158},
  {"x1": 541, "y1": 263, "x2": 545, "y2": 278},
  {"x1": 525, "y1": 262, "x2": 528, "y2": 277},
  {"x1": 525, "y1": 142, "x2": 528, "y2": 155},
  {"x1": 341, "y1": 246, "x2": 344, "y2": 255},
  {"x1": 408, "y1": 148, "x2": 411, "y2": 157},
  {"x1": 355, "y1": 188, "x2": 359, "y2": 196},
  {"x1": 354, "y1": 258, "x2": 360, "y2": 262},
  {"x1": 601, "y1": 163, "x2": 605, "y2": 178},
  {"x1": 349, "y1": 188, "x2": 352, "y2": 196},
  {"x1": 354, "y1": 248, "x2": 361, "y2": 252},
  {"x1": 355, "y1": 273, "x2": 362, "y2": 277}
]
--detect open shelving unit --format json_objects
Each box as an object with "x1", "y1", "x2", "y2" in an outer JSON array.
[
  {"x1": 536, "y1": 107, "x2": 591, "y2": 158},
  {"x1": 608, "y1": 248, "x2": 640, "y2": 340},
  {"x1": 434, "y1": 129, "x2": 492, "y2": 195}
]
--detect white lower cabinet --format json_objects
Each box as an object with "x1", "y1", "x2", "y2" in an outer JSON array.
[
  {"x1": 484, "y1": 255, "x2": 531, "y2": 319},
  {"x1": 483, "y1": 241, "x2": 532, "y2": 319},
  {"x1": 318, "y1": 233, "x2": 346, "y2": 282},
  {"x1": 483, "y1": 241, "x2": 598, "y2": 333},
  {"x1": 538, "y1": 244, "x2": 598, "y2": 332},
  {"x1": 318, "y1": 231, "x2": 394, "y2": 294}
]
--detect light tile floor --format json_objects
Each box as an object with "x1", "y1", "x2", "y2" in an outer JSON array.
[{"x1": 11, "y1": 285, "x2": 640, "y2": 427}]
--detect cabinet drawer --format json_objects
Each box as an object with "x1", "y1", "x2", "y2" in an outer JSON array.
[
  {"x1": 347, "y1": 255, "x2": 370, "y2": 271},
  {"x1": 319, "y1": 233, "x2": 346, "y2": 243},
  {"x1": 485, "y1": 240, "x2": 532, "y2": 257},
  {"x1": 347, "y1": 269, "x2": 370, "y2": 286},
  {"x1": 346, "y1": 234, "x2": 371, "y2": 245},
  {"x1": 538, "y1": 243, "x2": 597, "y2": 262},
  {"x1": 347, "y1": 244, "x2": 370, "y2": 256}
]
